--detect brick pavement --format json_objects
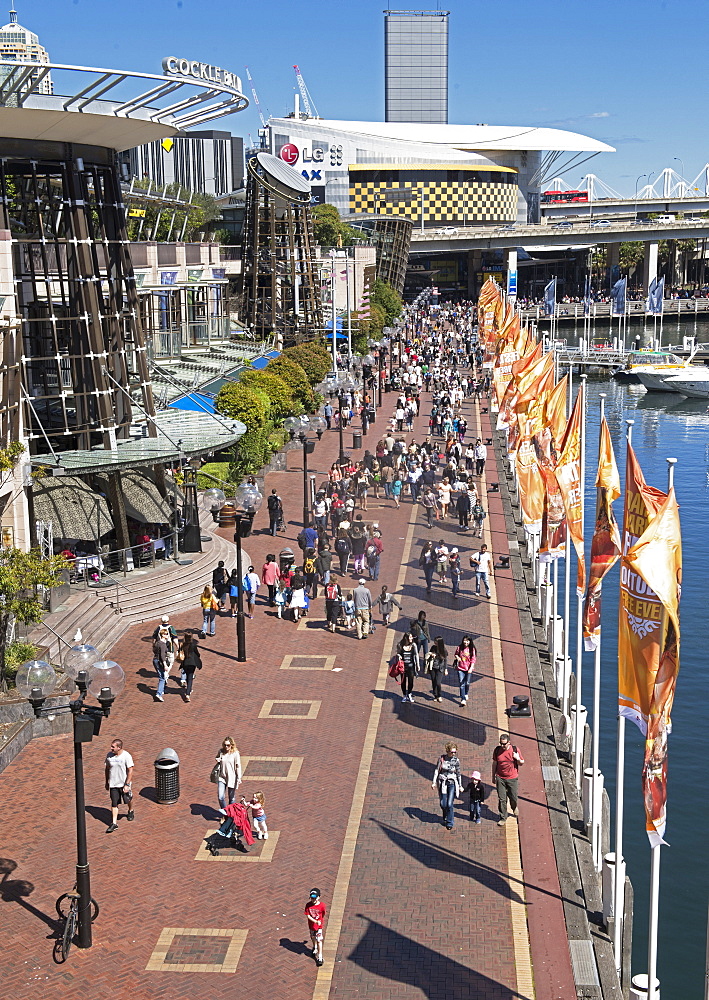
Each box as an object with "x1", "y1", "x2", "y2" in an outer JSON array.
[{"x1": 0, "y1": 371, "x2": 575, "y2": 999}]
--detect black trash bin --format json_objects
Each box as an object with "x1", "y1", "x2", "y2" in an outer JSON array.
[
  {"x1": 368, "y1": 406, "x2": 376, "y2": 424},
  {"x1": 352, "y1": 431, "x2": 363, "y2": 450},
  {"x1": 279, "y1": 547, "x2": 295, "y2": 575},
  {"x1": 155, "y1": 748, "x2": 180, "y2": 805}
]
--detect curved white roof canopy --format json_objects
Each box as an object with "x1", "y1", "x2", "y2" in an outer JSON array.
[{"x1": 283, "y1": 119, "x2": 615, "y2": 154}]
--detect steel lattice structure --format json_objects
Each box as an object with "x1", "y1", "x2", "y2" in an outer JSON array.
[{"x1": 239, "y1": 152, "x2": 323, "y2": 345}]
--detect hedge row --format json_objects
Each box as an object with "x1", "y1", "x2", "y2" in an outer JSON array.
[{"x1": 215, "y1": 342, "x2": 331, "y2": 477}]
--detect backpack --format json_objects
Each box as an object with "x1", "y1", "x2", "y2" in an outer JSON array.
[
  {"x1": 267, "y1": 494, "x2": 280, "y2": 512},
  {"x1": 392, "y1": 441, "x2": 403, "y2": 455},
  {"x1": 473, "y1": 504, "x2": 486, "y2": 520},
  {"x1": 304, "y1": 557, "x2": 316, "y2": 574},
  {"x1": 326, "y1": 582, "x2": 340, "y2": 601},
  {"x1": 335, "y1": 537, "x2": 349, "y2": 554},
  {"x1": 366, "y1": 543, "x2": 378, "y2": 562}
]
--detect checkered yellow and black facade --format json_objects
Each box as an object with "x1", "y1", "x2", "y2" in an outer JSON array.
[{"x1": 348, "y1": 163, "x2": 518, "y2": 227}]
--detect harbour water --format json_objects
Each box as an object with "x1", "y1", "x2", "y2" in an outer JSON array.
[{"x1": 553, "y1": 316, "x2": 709, "y2": 999}]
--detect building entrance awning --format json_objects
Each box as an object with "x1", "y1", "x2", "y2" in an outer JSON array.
[
  {"x1": 32, "y1": 476, "x2": 113, "y2": 541},
  {"x1": 30, "y1": 411, "x2": 246, "y2": 476}
]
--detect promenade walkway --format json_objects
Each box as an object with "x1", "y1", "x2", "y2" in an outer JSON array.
[{"x1": 0, "y1": 375, "x2": 576, "y2": 1000}]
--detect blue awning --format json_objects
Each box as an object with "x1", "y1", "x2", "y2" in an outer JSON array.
[{"x1": 168, "y1": 391, "x2": 216, "y2": 414}]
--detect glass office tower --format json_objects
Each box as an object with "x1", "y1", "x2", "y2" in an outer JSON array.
[{"x1": 384, "y1": 10, "x2": 449, "y2": 124}]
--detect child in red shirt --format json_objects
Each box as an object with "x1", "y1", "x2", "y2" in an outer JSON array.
[{"x1": 304, "y1": 887, "x2": 326, "y2": 967}]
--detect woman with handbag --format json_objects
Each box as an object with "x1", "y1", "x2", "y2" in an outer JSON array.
[
  {"x1": 432, "y1": 741, "x2": 463, "y2": 831},
  {"x1": 453, "y1": 634, "x2": 477, "y2": 707},
  {"x1": 178, "y1": 633, "x2": 202, "y2": 703},
  {"x1": 397, "y1": 632, "x2": 420, "y2": 703},
  {"x1": 213, "y1": 736, "x2": 241, "y2": 813},
  {"x1": 427, "y1": 636, "x2": 448, "y2": 702}
]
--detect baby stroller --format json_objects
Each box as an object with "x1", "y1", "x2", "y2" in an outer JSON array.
[{"x1": 204, "y1": 814, "x2": 252, "y2": 856}]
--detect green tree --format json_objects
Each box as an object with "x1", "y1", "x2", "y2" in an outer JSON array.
[
  {"x1": 619, "y1": 241, "x2": 645, "y2": 270},
  {"x1": 312, "y1": 204, "x2": 362, "y2": 247},
  {"x1": 266, "y1": 356, "x2": 314, "y2": 409},
  {"x1": 239, "y1": 369, "x2": 297, "y2": 419},
  {"x1": 0, "y1": 548, "x2": 68, "y2": 691},
  {"x1": 371, "y1": 279, "x2": 403, "y2": 325},
  {"x1": 282, "y1": 343, "x2": 332, "y2": 385},
  {"x1": 216, "y1": 382, "x2": 269, "y2": 427}
]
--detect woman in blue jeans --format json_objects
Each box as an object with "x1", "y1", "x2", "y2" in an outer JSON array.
[
  {"x1": 453, "y1": 635, "x2": 477, "y2": 707},
  {"x1": 432, "y1": 742, "x2": 462, "y2": 830}
]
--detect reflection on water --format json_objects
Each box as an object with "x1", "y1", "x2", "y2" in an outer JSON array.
[{"x1": 553, "y1": 371, "x2": 709, "y2": 1000}]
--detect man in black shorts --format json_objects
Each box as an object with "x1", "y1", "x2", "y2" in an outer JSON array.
[{"x1": 105, "y1": 738, "x2": 134, "y2": 833}]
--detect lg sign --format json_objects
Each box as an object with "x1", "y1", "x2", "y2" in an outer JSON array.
[{"x1": 279, "y1": 143, "x2": 299, "y2": 165}]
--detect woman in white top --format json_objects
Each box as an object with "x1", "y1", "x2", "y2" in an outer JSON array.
[
  {"x1": 244, "y1": 566, "x2": 260, "y2": 618},
  {"x1": 216, "y1": 736, "x2": 242, "y2": 812},
  {"x1": 437, "y1": 478, "x2": 452, "y2": 518}
]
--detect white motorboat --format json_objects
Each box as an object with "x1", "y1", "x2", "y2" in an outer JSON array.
[
  {"x1": 662, "y1": 367, "x2": 709, "y2": 398},
  {"x1": 632, "y1": 350, "x2": 697, "y2": 392}
]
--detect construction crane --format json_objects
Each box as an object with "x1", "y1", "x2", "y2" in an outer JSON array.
[
  {"x1": 245, "y1": 66, "x2": 267, "y2": 128},
  {"x1": 293, "y1": 64, "x2": 319, "y2": 119}
]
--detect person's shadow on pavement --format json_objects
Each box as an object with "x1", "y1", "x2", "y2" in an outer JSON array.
[{"x1": 279, "y1": 937, "x2": 312, "y2": 956}]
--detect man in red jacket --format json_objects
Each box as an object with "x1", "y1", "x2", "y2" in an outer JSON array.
[{"x1": 492, "y1": 732, "x2": 524, "y2": 826}]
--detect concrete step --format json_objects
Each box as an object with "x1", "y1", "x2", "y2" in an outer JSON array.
[{"x1": 29, "y1": 513, "x2": 238, "y2": 661}]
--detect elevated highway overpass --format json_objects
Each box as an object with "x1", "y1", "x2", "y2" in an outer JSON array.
[{"x1": 408, "y1": 217, "x2": 709, "y2": 254}]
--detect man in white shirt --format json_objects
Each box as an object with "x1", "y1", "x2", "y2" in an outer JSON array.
[
  {"x1": 470, "y1": 544, "x2": 493, "y2": 598},
  {"x1": 105, "y1": 738, "x2": 135, "y2": 833},
  {"x1": 475, "y1": 439, "x2": 488, "y2": 476}
]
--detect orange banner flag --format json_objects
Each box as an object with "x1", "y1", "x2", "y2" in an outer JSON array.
[
  {"x1": 496, "y1": 342, "x2": 544, "y2": 432},
  {"x1": 625, "y1": 488, "x2": 682, "y2": 846},
  {"x1": 555, "y1": 380, "x2": 585, "y2": 593},
  {"x1": 618, "y1": 444, "x2": 667, "y2": 733},
  {"x1": 513, "y1": 359, "x2": 556, "y2": 533},
  {"x1": 582, "y1": 418, "x2": 621, "y2": 650},
  {"x1": 538, "y1": 376, "x2": 569, "y2": 562}
]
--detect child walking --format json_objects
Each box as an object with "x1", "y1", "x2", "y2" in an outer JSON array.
[
  {"x1": 241, "y1": 790, "x2": 268, "y2": 839},
  {"x1": 376, "y1": 585, "x2": 401, "y2": 626},
  {"x1": 343, "y1": 591, "x2": 355, "y2": 629},
  {"x1": 304, "y1": 887, "x2": 326, "y2": 967},
  {"x1": 464, "y1": 770, "x2": 486, "y2": 824}
]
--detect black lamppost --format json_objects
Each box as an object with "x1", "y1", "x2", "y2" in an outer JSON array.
[
  {"x1": 233, "y1": 482, "x2": 263, "y2": 662},
  {"x1": 286, "y1": 415, "x2": 325, "y2": 525},
  {"x1": 16, "y1": 650, "x2": 125, "y2": 950},
  {"x1": 333, "y1": 375, "x2": 355, "y2": 464}
]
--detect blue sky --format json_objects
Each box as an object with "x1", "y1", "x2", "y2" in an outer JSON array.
[{"x1": 16, "y1": 0, "x2": 705, "y2": 195}]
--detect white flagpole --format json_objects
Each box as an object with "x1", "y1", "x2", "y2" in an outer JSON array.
[
  {"x1": 613, "y1": 418, "x2": 634, "y2": 976},
  {"x1": 646, "y1": 455, "x2": 677, "y2": 1000},
  {"x1": 563, "y1": 364, "x2": 573, "y2": 717},
  {"x1": 346, "y1": 256, "x2": 353, "y2": 363},
  {"x1": 590, "y1": 392, "x2": 607, "y2": 871},
  {"x1": 573, "y1": 374, "x2": 587, "y2": 790}
]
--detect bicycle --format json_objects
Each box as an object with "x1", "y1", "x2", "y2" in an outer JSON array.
[{"x1": 53, "y1": 887, "x2": 99, "y2": 962}]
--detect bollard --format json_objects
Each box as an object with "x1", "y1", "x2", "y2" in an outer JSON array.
[
  {"x1": 582, "y1": 766, "x2": 604, "y2": 829},
  {"x1": 540, "y1": 580, "x2": 554, "y2": 629},
  {"x1": 555, "y1": 655, "x2": 572, "y2": 712},
  {"x1": 569, "y1": 704, "x2": 587, "y2": 754},
  {"x1": 549, "y1": 614, "x2": 564, "y2": 665},
  {"x1": 602, "y1": 851, "x2": 626, "y2": 927},
  {"x1": 630, "y1": 974, "x2": 660, "y2": 1000}
]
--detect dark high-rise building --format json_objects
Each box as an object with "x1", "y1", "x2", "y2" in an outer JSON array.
[{"x1": 384, "y1": 9, "x2": 449, "y2": 124}]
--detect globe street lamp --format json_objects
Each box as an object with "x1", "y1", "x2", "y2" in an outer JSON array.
[
  {"x1": 233, "y1": 482, "x2": 263, "y2": 661},
  {"x1": 16, "y1": 649, "x2": 125, "y2": 951}
]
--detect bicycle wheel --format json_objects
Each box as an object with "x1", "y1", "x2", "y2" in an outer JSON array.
[{"x1": 62, "y1": 907, "x2": 76, "y2": 959}]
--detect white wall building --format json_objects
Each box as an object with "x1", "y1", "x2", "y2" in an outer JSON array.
[{"x1": 267, "y1": 117, "x2": 613, "y2": 226}]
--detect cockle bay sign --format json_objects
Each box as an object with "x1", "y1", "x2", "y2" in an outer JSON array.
[{"x1": 162, "y1": 56, "x2": 242, "y2": 95}]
